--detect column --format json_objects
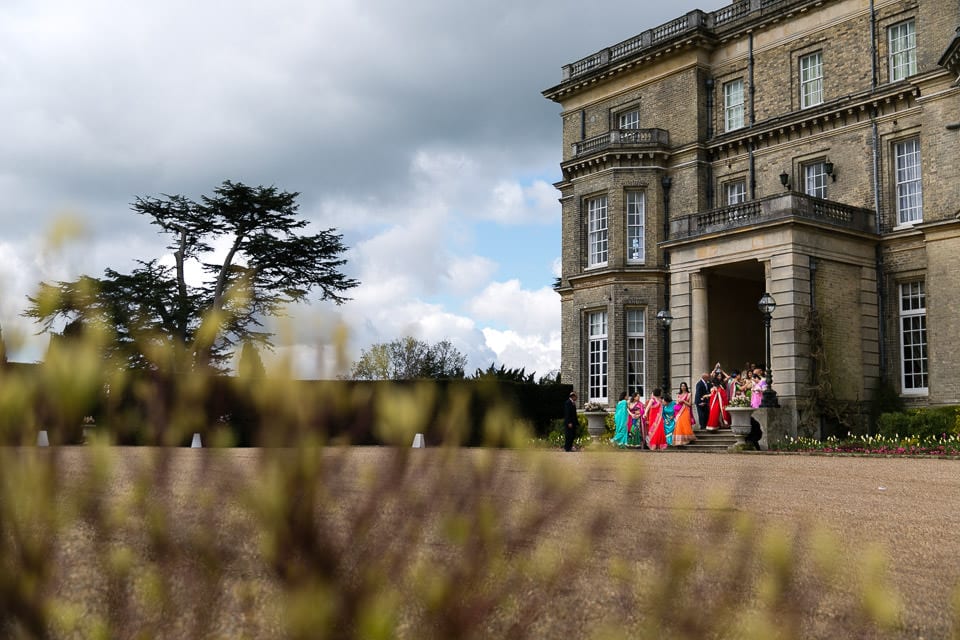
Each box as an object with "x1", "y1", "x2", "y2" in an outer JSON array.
[{"x1": 690, "y1": 271, "x2": 709, "y2": 379}]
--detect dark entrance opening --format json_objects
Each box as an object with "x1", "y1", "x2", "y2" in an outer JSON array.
[{"x1": 706, "y1": 261, "x2": 766, "y2": 375}]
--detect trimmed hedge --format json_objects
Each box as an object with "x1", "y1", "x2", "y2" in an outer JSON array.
[
  {"x1": 4, "y1": 363, "x2": 572, "y2": 447},
  {"x1": 876, "y1": 406, "x2": 960, "y2": 440}
]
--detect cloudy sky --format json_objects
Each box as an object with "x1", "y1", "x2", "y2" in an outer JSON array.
[{"x1": 0, "y1": 0, "x2": 723, "y2": 378}]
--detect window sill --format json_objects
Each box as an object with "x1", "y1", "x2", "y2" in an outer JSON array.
[{"x1": 892, "y1": 221, "x2": 922, "y2": 232}]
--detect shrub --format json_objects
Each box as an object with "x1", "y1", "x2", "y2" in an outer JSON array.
[{"x1": 876, "y1": 406, "x2": 960, "y2": 440}]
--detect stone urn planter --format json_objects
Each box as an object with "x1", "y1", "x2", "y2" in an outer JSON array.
[
  {"x1": 726, "y1": 406, "x2": 755, "y2": 450},
  {"x1": 582, "y1": 411, "x2": 608, "y2": 438}
]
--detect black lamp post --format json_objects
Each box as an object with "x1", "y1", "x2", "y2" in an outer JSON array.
[
  {"x1": 656, "y1": 308, "x2": 673, "y2": 394},
  {"x1": 757, "y1": 292, "x2": 780, "y2": 408}
]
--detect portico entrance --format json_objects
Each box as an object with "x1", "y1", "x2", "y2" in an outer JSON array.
[
  {"x1": 702, "y1": 261, "x2": 766, "y2": 377},
  {"x1": 663, "y1": 192, "x2": 882, "y2": 443}
]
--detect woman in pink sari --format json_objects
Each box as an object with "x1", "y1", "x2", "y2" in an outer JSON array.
[
  {"x1": 750, "y1": 371, "x2": 766, "y2": 408},
  {"x1": 643, "y1": 388, "x2": 668, "y2": 450}
]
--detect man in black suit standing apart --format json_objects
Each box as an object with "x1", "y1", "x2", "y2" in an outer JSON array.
[
  {"x1": 564, "y1": 391, "x2": 579, "y2": 452},
  {"x1": 694, "y1": 373, "x2": 711, "y2": 431}
]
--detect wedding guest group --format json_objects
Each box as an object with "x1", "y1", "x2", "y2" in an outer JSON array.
[
  {"x1": 697, "y1": 363, "x2": 770, "y2": 430},
  {"x1": 577, "y1": 360, "x2": 770, "y2": 451}
]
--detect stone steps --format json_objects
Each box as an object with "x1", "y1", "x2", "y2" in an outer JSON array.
[{"x1": 678, "y1": 428, "x2": 739, "y2": 452}]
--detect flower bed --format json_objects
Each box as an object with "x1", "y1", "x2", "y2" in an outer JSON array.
[{"x1": 773, "y1": 433, "x2": 960, "y2": 456}]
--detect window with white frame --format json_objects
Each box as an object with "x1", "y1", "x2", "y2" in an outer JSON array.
[
  {"x1": 894, "y1": 138, "x2": 923, "y2": 225},
  {"x1": 626, "y1": 191, "x2": 645, "y2": 263},
  {"x1": 799, "y1": 52, "x2": 823, "y2": 108},
  {"x1": 889, "y1": 19, "x2": 917, "y2": 82},
  {"x1": 804, "y1": 162, "x2": 828, "y2": 199},
  {"x1": 587, "y1": 195, "x2": 608, "y2": 267},
  {"x1": 618, "y1": 109, "x2": 639, "y2": 130},
  {"x1": 725, "y1": 180, "x2": 747, "y2": 205},
  {"x1": 899, "y1": 281, "x2": 927, "y2": 394},
  {"x1": 724, "y1": 79, "x2": 745, "y2": 131},
  {"x1": 626, "y1": 309, "x2": 645, "y2": 398},
  {"x1": 588, "y1": 310, "x2": 608, "y2": 402}
]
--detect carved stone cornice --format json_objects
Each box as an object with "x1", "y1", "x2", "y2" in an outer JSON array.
[{"x1": 707, "y1": 85, "x2": 921, "y2": 158}]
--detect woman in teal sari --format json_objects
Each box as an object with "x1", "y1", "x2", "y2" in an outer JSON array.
[
  {"x1": 611, "y1": 392, "x2": 629, "y2": 448},
  {"x1": 662, "y1": 399, "x2": 677, "y2": 446}
]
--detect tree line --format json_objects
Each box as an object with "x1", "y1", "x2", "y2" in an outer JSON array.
[{"x1": 21, "y1": 180, "x2": 557, "y2": 384}]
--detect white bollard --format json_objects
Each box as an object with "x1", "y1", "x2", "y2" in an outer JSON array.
[
  {"x1": 37, "y1": 430, "x2": 50, "y2": 447},
  {"x1": 411, "y1": 433, "x2": 425, "y2": 448},
  {"x1": 190, "y1": 433, "x2": 202, "y2": 448}
]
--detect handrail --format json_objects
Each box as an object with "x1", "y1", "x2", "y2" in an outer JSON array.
[
  {"x1": 571, "y1": 128, "x2": 670, "y2": 157},
  {"x1": 669, "y1": 192, "x2": 876, "y2": 240},
  {"x1": 560, "y1": 0, "x2": 834, "y2": 82}
]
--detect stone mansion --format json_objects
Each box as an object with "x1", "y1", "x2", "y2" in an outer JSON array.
[{"x1": 543, "y1": 0, "x2": 960, "y2": 439}]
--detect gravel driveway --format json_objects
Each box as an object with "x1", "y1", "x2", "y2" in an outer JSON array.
[{"x1": 34, "y1": 447, "x2": 960, "y2": 639}]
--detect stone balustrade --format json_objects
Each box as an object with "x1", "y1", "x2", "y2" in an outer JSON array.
[
  {"x1": 669, "y1": 192, "x2": 877, "y2": 240},
  {"x1": 561, "y1": 0, "x2": 837, "y2": 82},
  {"x1": 571, "y1": 128, "x2": 670, "y2": 157}
]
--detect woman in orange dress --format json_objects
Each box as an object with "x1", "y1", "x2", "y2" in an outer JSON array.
[
  {"x1": 643, "y1": 388, "x2": 668, "y2": 450},
  {"x1": 671, "y1": 382, "x2": 697, "y2": 446}
]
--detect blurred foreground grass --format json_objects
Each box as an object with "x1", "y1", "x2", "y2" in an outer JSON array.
[{"x1": 0, "y1": 336, "x2": 956, "y2": 638}]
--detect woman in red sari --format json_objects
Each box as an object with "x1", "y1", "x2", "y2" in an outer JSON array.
[
  {"x1": 671, "y1": 382, "x2": 696, "y2": 445},
  {"x1": 643, "y1": 388, "x2": 668, "y2": 450},
  {"x1": 705, "y1": 380, "x2": 729, "y2": 431}
]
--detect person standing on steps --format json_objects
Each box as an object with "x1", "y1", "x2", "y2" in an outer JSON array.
[
  {"x1": 563, "y1": 391, "x2": 579, "y2": 452},
  {"x1": 694, "y1": 372, "x2": 711, "y2": 430}
]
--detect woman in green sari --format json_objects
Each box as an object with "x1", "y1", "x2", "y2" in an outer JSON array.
[{"x1": 627, "y1": 392, "x2": 645, "y2": 447}]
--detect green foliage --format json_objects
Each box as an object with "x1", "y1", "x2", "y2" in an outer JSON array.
[
  {"x1": 24, "y1": 180, "x2": 358, "y2": 372},
  {"x1": 800, "y1": 308, "x2": 864, "y2": 437},
  {"x1": 545, "y1": 416, "x2": 589, "y2": 449},
  {"x1": 472, "y1": 363, "x2": 535, "y2": 383},
  {"x1": 350, "y1": 337, "x2": 466, "y2": 380},
  {"x1": 876, "y1": 406, "x2": 960, "y2": 440},
  {"x1": 869, "y1": 379, "x2": 906, "y2": 429},
  {"x1": 237, "y1": 340, "x2": 267, "y2": 379},
  {"x1": 774, "y1": 432, "x2": 960, "y2": 455}
]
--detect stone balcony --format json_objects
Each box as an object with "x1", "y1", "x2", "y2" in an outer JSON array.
[
  {"x1": 557, "y1": 0, "x2": 837, "y2": 83},
  {"x1": 570, "y1": 128, "x2": 670, "y2": 158},
  {"x1": 668, "y1": 192, "x2": 877, "y2": 241}
]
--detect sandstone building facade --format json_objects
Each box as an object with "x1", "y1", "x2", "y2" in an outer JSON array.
[{"x1": 543, "y1": 0, "x2": 960, "y2": 439}]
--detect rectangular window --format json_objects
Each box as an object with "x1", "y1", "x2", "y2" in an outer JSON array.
[
  {"x1": 626, "y1": 309, "x2": 645, "y2": 398},
  {"x1": 725, "y1": 180, "x2": 746, "y2": 205},
  {"x1": 588, "y1": 311, "x2": 608, "y2": 402},
  {"x1": 889, "y1": 19, "x2": 917, "y2": 82},
  {"x1": 618, "y1": 110, "x2": 639, "y2": 130},
  {"x1": 899, "y1": 281, "x2": 927, "y2": 394},
  {"x1": 587, "y1": 196, "x2": 608, "y2": 267},
  {"x1": 724, "y1": 79, "x2": 745, "y2": 131},
  {"x1": 804, "y1": 162, "x2": 828, "y2": 199},
  {"x1": 894, "y1": 138, "x2": 923, "y2": 225},
  {"x1": 626, "y1": 191, "x2": 645, "y2": 263},
  {"x1": 800, "y1": 52, "x2": 823, "y2": 108}
]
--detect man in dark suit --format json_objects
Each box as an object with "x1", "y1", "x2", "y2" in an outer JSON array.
[
  {"x1": 564, "y1": 391, "x2": 579, "y2": 452},
  {"x1": 694, "y1": 373, "x2": 711, "y2": 430}
]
